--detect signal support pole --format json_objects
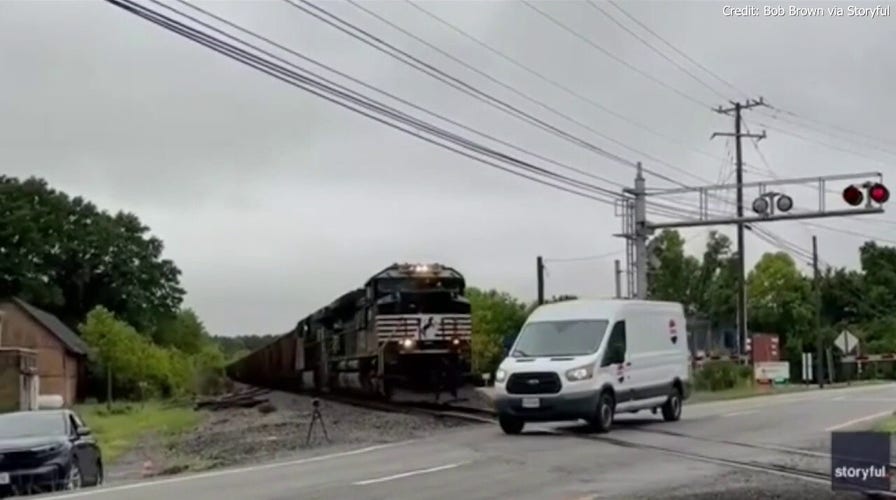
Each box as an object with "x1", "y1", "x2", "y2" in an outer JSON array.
[
  {"x1": 615, "y1": 99, "x2": 887, "y2": 358},
  {"x1": 712, "y1": 98, "x2": 767, "y2": 355}
]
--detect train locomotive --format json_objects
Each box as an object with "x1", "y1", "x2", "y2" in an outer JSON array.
[{"x1": 226, "y1": 263, "x2": 474, "y2": 401}]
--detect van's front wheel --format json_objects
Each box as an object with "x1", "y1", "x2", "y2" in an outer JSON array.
[
  {"x1": 588, "y1": 391, "x2": 614, "y2": 433},
  {"x1": 499, "y1": 415, "x2": 524, "y2": 435}
]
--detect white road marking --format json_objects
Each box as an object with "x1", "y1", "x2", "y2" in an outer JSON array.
[
  {"x1": 352, "y1": 461, "x2": 470, "y2": 485},
  {"x1": 833, "y1": 396, "x2": 846, "y2": 401},
  {"x1": 722, "y1": 409, "x2": 759, "y2": 417},
  {"x1": 825, "y1": 410, "x2": 894, "y2": 431},
  {"x1": 42, "y1": 440, "x2": 418, "y2": 498}
]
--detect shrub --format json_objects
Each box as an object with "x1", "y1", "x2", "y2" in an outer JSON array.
[{"x1": 693, "y1": 361, "x2": 752, "y2": 391}]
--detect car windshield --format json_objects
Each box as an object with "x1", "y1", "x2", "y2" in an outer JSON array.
[
  {"x1": 510, "y1": 320, "x2": 609, "y2": 357},
  {"x1": 0, "y1": 412, "x2": 66, "y2": 439}
]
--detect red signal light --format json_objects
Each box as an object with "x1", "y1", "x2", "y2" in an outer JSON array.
[
  {"x1": 843, "y1": 185, "x2": 864, "y2": 206},
  {"x1": 869, "y1": 183, "x2": 890, "y2": 204}
]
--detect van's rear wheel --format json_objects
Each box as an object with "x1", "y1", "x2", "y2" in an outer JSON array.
[
  {"x1": 499, "y1": 415, "x2": 524, "y2": 435},
  {"x1": 661, "y1": 386, "x2": 682, "y2": 422},
  {"x1": 589, "y1": 391, "x2": 614, "y2": 433}
]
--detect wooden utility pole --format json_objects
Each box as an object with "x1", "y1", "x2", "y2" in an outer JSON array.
[
  {"x1": 536, "y1": 256, "x2": 545, "y2": 305},
  {"x1": 712, "y1": 98, "x2": 767, "y2": 355},
  {"x1": 812, "y1": 235, "x2": 824, "y2": 388},
  {"x1": 614, "y1": 259, "x2": 623, "y2": 298}
]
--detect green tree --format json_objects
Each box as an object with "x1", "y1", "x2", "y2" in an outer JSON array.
[
  {"x1": 153, "y1": 308, "x2": 208, "y2": 355},
  {"x1": 0, "y1": 176, "x2": 185, "y2": 331},
  {"x1": 646, "y1": 230, "x2": 701, "y2": 312},
  {"x1": 819, "y1": 267, "x2": 864, "y2": 326},
  {"x1": 467, "y1": 287, "x2": 528, "y2": 375},
  {"x1": 746, "y1": 252, "x2": 813, "y2": 352},
  {"x1": 697, "y1": 231, "x2": 738, "y2": 327},
  {"x1": 859, "y1": 241, "x2": 896, "y2": 319}
]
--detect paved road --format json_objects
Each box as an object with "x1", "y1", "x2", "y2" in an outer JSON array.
[{"x1": 44, "y1": 383, "x2": 896, "y2": 499}]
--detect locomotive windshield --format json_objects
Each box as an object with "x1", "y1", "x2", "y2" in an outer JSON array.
[{"x1": 374, "y1": 277, "x2": 464, "y2": 295}]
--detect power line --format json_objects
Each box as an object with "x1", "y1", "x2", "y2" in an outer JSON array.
[
  {"x1": 544, "y1": 250, "x2": 622, "y2": 263},
  {"x1": 606, "y1": 0, "x2": 749, "y2": 99},
  {"x1": 585, "y1": 0, "x2": 729, "y2": 102},
  {"x1": 129, "y1": 0, "x2": 724, "y2": 224},
  {"x1": 763, "y1": 105, "x2": 896, "y2": 154},
  {"x1": 108, "y1": 0, "x2": 624, "y2": 206},
  {"x1": 335, "y1": 0, "x2": 715, "y2": 188},
  {"x1": 521, "y1": 0, "x2": 713, "y2": 110},
  {"x1": 600, "y1": 1, "x2": 894, "y2": 177},
  {"x1": 285, "y1": 0, "x2": 651, "y2": 175},
  {"x1": 402, "y1": 0, "x2": 737, "y2": 168},
  {"x1": 759, "y1": 108, "x2": 896, "y2": 159},
  {"x1": 169, "y1": 0, "x2": 628, "y2": 191},
  {"x1": 754, "y1": 121, "x2": 891, "y2": 167}
]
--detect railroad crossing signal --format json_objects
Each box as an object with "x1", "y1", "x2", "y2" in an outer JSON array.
[{"x1": 843, "y1": 182, "x2": 890, "y2": 207}]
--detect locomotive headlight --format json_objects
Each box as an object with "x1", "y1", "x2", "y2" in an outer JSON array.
[
  {"x1": 452, "y1": 338, "x2": 460, "y2": 346},
  {"x1": 565, "y1": 364, "x2": 594, "y2": 381},
  {"x1": 402, "y1": 338, "x2": 415, "y2": 349},
  {"x1": 495, "y1": 369, "x2": 507, "y2": 383}
]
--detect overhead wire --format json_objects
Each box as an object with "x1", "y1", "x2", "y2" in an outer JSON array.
[
  {"x1": 122, "y1": 0, "x2": 719, "y2": 224},
  {"x1": 107, "y1": 0, "x2": 626, "y2": 206},
  {"x1": 544, "y1": 250, "x2": 623, "y2": 263},
  {"x1": 284, "y1": 0, "x2": 665, "y2": 181},
  {"x1": 342, "y1": 0, "x2": 701, "y2": 183},
  {"x1": 328, "y1": 0, "x2": 744, "y2": 213},
  {"x1": 169, "y1": 0, "x2": 627, "y2": 190},
  {"x1": 762, "y1": 105, "x2": 896, "y2": 155},
  {"x1": 579, "y1": 1, "x2": 895, "y2": 179},
  {"x1": 584, "y1": 0, "x2": 730, "y2": 102},
  {"x1": 521, "y1": 0, "x2": 714, "y2": 110},
  {"x1": 605, "y1": 0, "x2": 750, "y2": 100},
  {"x1": 403, "y1": 0, "x2": 741, "y2": 169}
]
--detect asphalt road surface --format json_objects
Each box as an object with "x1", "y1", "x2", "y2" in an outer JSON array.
[{"x1": 43, "y1": 383, "x2": 896, "y2": 499}]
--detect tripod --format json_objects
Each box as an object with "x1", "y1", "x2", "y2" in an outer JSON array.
[{"x1": 305, "y1": 399, "x2": 330, "y2": 446}]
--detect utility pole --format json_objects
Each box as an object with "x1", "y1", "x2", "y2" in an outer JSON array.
[
  {"x1": 616, "y1": 101, "x2": 888, "y2": 348},
  {"x1": 712, "y1": 98, "x2": 767, "y2": 355},
  {"x1": 614, "y1": 259, "x2": 622, "y2": 298},
  {"x1": 812, "y1": 235, "x2": 824, "y2": 388},
  {"x1": 536, "y1": 256, "x2": 545, "y2": 305}
]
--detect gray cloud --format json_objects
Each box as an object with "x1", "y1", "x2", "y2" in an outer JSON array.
[{"x1": 2, "y1": 0, "x2": 893, "y2": 334}]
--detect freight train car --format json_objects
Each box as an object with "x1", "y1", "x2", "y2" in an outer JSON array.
[{"x1": 227, "y1": 263, "x2": 474, "y2": 401}]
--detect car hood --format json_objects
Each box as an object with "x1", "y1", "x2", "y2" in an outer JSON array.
[
  {"x1": 500, "y1": 355, "x2": 592, "y2": 372},
  {"x1": 0, "y1": 436, "x2": 68, "y2": 452}
]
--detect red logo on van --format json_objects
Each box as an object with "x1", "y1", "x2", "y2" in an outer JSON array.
[{"x1": 669, "y1": 319, "x2": 678, "y2": 345}]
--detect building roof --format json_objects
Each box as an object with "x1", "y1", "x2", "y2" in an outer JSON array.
[{"x1": 11, "y1": 298, "x2": 90, "y2": 356}]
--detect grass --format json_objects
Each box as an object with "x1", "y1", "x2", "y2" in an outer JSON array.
[
  {"x1": 873, "y1": 416, "x2": 896, "y2": 433},
  {"x1": 688, "y1": 379, "x2": 887, "y2": 404},
  {"x1": 75, "y1": 401, "x2": 202, "y2": 464}
]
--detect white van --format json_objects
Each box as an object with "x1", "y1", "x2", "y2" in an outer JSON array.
[{"x1": 492, "y1": 299, "x2": 690, "y2": 435}]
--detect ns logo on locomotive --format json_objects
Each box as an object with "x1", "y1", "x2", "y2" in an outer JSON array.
[{"x1": 227, "y1": 263, "x2": 475, "y2": 402}]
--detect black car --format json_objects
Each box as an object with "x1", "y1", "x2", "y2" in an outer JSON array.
[{"x1": 0, "y1": 410, "x2": 103, "y2": 497}]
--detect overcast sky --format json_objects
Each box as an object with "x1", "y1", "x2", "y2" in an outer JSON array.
[{"x1": 2, "y1": 0, "x2": 895, "y2": 336}]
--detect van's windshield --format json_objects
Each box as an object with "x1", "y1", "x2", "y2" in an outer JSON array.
[{"x1": 510, "y1": 320, "x2": 609, "y2": 357}]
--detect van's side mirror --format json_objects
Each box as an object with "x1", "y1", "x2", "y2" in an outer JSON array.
[{"x1": 601, "y1": 344, "x2": 624, "y2": 367}]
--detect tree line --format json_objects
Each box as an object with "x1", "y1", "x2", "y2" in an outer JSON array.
[
  {"x1": 3, "y1": 176, "x2": 894, "y2": 396},
  {"x1": 1, "y1": 176, "x2": 226, "y2": 400}
]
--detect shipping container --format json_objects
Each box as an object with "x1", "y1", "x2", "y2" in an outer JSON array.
[{"x1": 751, "y1": 333, "x2": 780, "y2": 364}]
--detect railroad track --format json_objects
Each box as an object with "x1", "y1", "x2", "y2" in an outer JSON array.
[
  {"x1": 317, "y1": 393, "x2": 497, "y2": 424},
  {"x1": 559, "y1": 424, "x2": 896, "y2": 498}
]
